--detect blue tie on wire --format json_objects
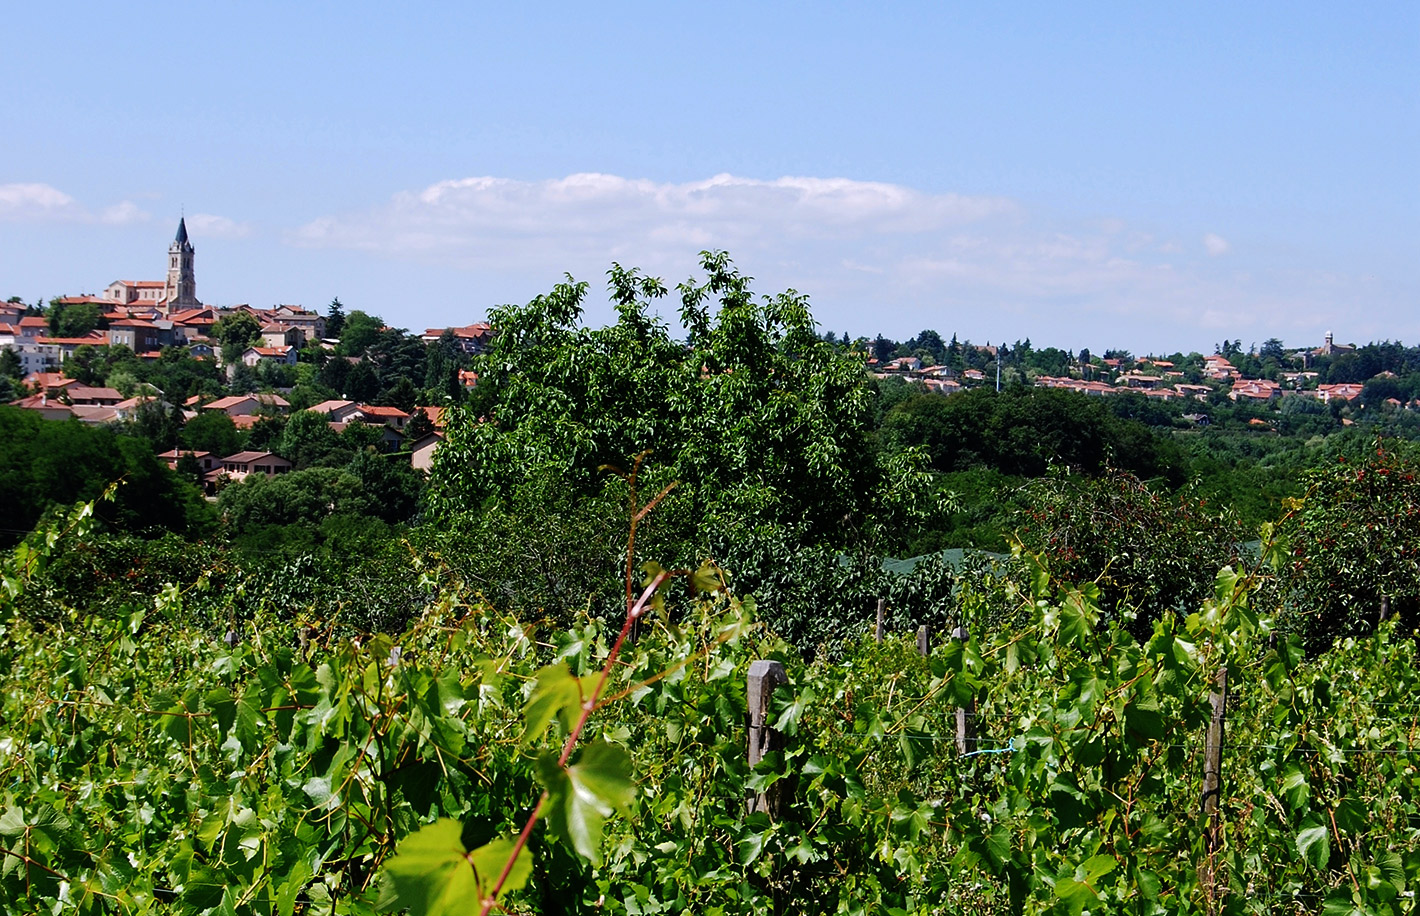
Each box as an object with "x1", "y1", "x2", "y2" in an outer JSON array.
[{"x1": 962, "y1": 737, "x2": 1016, "y2": 758}]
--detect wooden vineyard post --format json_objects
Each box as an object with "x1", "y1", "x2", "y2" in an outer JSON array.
[
  {"x1": 1200, "y1": 664, "x2": 1228, "y2": 905},
  {"x1": 875, "y1": 598, "x2": 885, "y2": 643},
  {"x1": 952, "y1": 625, "x2": 977, "y2": 756},
  {"x1": 747, "y1": 660, "x2": 789, "y2": 818},
  {"x1": 1381, "y1": 594, "x2": 1390, "y2": 623},
  {"x1": 917, "y1": 624, "x2": 930, "y2": 656}
]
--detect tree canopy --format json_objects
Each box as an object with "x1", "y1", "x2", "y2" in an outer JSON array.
[{"x1": 427, "y1": 253, "x2": 930, "y2": 622}]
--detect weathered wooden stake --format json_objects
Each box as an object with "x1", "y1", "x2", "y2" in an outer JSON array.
[
  {"x1": 1380, "y1": 594, "x2": 1390, "y2": 622},
  {"x1": 747, "y1": 660, "x2": 789, "y2": 818},
  {"x1": 952, "y1": 625, "x2": 977, "y2": 756},
  {"x1": 1200, "y1": 664, "x2": 1228, "y2": 902},
  {"x1": 874, "y1": 598, "x2": 885, "y2": 643},
  {"x1": 917, "y1": 624, "x2": 930, "y2": 656}
]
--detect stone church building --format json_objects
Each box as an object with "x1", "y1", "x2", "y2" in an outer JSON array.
[{"x1": 101, "y1": 218, "x2": 202, "y2": 314}]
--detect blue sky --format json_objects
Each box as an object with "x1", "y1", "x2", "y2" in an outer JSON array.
[{"x1": 3, "y1": 2, "x2": 1415, "y2": 354}]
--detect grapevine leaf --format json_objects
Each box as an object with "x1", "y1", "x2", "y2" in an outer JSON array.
[
  {"x1": 467, "y1": 837, "x2": 531, "y2": 899},
  {"x1": 1053, "y1": 877, "x2": 1097, "y2": 916},
  {"x1": 537, "y1": 740, "x2": 634, "y2": 865},
  {"x1": 1296, "y1": 819, "x2": 1330, "y2": 870},
  {"x1": 1124, "y1": 699, "x2": 1166, "y2": 741},
  {"x1": 523, "y1": 665, "x2": 583, "y2": 744},
  {"x1": 378, "y1": 819, "x2": 477, "y2": 916},
  {"x1": 1280, "y1": 765, "x2": 1309, "y2": 809},
  {"x1": 691, "y1": 559, "x2": 723, "y2": 593},
  {"x1": 1321, "y1": 890, "x2": 1360, "y2": 916},
  {"x1": 206, "y1": 686, "x2": 235, "y2": 739},
  {"x1": 1057, "y1": 590, "x2": 1095, "y2": 650}
]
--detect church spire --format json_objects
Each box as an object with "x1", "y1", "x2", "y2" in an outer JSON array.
[{"x1": 165, "y1": 217, "x2": 198, "y2": 311}]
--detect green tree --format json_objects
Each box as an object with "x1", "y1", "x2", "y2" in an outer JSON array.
[
  {"x1": 131, "y1": 399, "x2": 181, "y2": 450},
  {"x1": 1013, "y1": 469, "x2": 1243, "y2": 635},
  {"x1": 882, "y1": 386, "x2": 1183, "y2": 484},
  {"x1": 0, "y1": 405, "x2": 214, "y2": 543},
  {"x1": 336, "y1": 310, "x2": 384, "y2": 357},
  {"x1": 344, "y1": 448, "x2": 424, "y2": 523},
  {"x1": 405, "y1": 407, "x2": 435, "y2": 442},
  {"x1": 180, "y1": 411, "x2": 243, "y2": 457},
  {"x1": 325, "y1": 296, "x2": 346, "y2": 339},
  {"x1": 1271, "y1": 441, "x2": 1420, "y2": 651},
  {"x1": 47, "y1": 299, "x2": 101, "y2": 338},
  {"x1": 279, "y1": 409, "x2": 343, "y2": 469},
  {"x1": 342, "y1": 359, "x2": 381, "y2": 402},
  {"x1": 214, "y1": 312, "x2": 262, "y2": 364},
  {"x1": 0, "y1": 348, "x2": 21, "y2": 382},
  {"x1": 427, "y1": 253, "x2": 929, "y2": 626},
  {"x1": 375, "y1": 376, "x2": 419, "y2": 413}
]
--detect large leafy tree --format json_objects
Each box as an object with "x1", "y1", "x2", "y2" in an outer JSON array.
[
  {"x1": 883, "y1": 386, "x2": 1184, "y2": 484},
  {"x1": 0, "y1": 406, "x2": 214, "y2": 543},
  {"x1": 213, "y1": 312, "x2": 262, "y2": 364},
  {"x1": 1271, "y1": 441, "x2": 1420, "y2": 650},
  {"x1": 427, "y1": 253, "x2": 929, "y2": 626}
]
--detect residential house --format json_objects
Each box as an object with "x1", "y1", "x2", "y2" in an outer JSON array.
[
  {"x1": 1, "y1": 324, "x2": 60, "y2": 374},
  {"x1": 157, "y1": 449, "x2": 219, "y2": 474},
  {"x1": 884, "y1": 356, "x2": 922, "y2": 373},
  {"x1": 240, "y1": 345, "x2": 298, "y2": 368},
  {"x1": 108, "y1": 319, "x2": 177, "y2": 354},
  {"x1": 208, "y1": 451, "x2": 293, "y2": 489},
  {"x1": 37, "y1": 332, "x2": 107, "y2": 363},
  {"x1": 102, "y1": 280, "x2": 170, "y2": 307},
  {"x1": 310, "y1": 399, "x2": 365, "y2": 422},
  {"x1": 1203, "y1": 356, "x2": 1240, "y2": 381},
  {"x1": 355, "y1": 404, "x2": 410, "y2": 430},
  {"x1": 170, "y1": 308, "x2": 218, "y2": 341},
  {"x1": 1174, "y1": 384, "x2": 1213, "y2": 401},
  {"x1": 23, "y1": 372, "x2": 77, "y2": 394},
  {"x1": 1313, "y1": 383, "x2": 1363, "y2": 403},
  {"x1": 7, "y1": 393, "x2": 76, "y2": 420},
  {"x1": 409, "y1": 432, "x2": 444, "y2": 472},
  {"x1": 66, "y1": 386, "x2": 124, "y2": 407},
  {"x1": 1229, "y1": 379, "x2": 1282, "y2": 403},
  {"x1": 269, "y1": 305, "x2": 326, "y2": 341},
  {"x1": 922, "y1": 378, "x2": 962, "y2": 395},
  {"x1": 202, "y1": 394, "x2": 290, "y2": 417},
  {"x1": 421, "y1": 323, "x2": 492, "y2": 354},
  {"x1": 69, "y1": 405, "x2": 123, "y2": 425},
  {"x1": 16, "y1": 316, "x2": 48, "y2": 342},
  {"x1": 260, "y1": 324, "x2": 305, "y2": 348},
  {"x1": 1118, "y1": 371, "x2": 1164, "y2": 389}
]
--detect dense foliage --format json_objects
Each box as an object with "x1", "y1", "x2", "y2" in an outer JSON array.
[
  {"x1": 427, "y1": 255, "x2": 932, "y2": 629},
  {"x1": 1012, "y1": 469, "x2": 1244, "y2": 636},
  {"x1": 0, "y1": 406, "x2": 214, "y2": 541},
  {"x1": 1270, "y1": 442, "x2": 1420, "y2": 651},
  {"x1": 8, "y1": 499, "x2": 1420, "y2": 914},
  {"x1": 883, "y1": 386, "x2": 1185, "y2": 485}
]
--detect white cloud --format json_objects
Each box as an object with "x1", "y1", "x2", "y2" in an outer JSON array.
[
  {"x1": 0, "y1": 183, "x2": 83, "y2": 220},
  {"x1": 291, "y1": 171, "x2": 1382, "y2": 351},
  {"x1": 188, "y1": 213, "x2": 252, "y2": 238},
  {"x1": 293, "y1": 173, "x2": 1017, "y2": 268},
  {"x1": 100, "y1": 201, "x2": 149, "y2": 225},
  {"x1": 0, "y1": 182, "x2": 149, "y2": 225}
]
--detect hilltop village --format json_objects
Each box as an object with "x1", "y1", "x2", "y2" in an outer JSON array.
[{"x1": 0, "y1": 219, "x2": 1410, "y2": 500}]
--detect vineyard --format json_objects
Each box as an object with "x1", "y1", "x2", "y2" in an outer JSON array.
[{"x1": 4, "y1": 494, "x2": 1420, "y2": 916}]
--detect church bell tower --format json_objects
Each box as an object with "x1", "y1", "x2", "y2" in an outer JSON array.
[{"x1": 165, "y1": 217, "x2": 199, "y2": 311}]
